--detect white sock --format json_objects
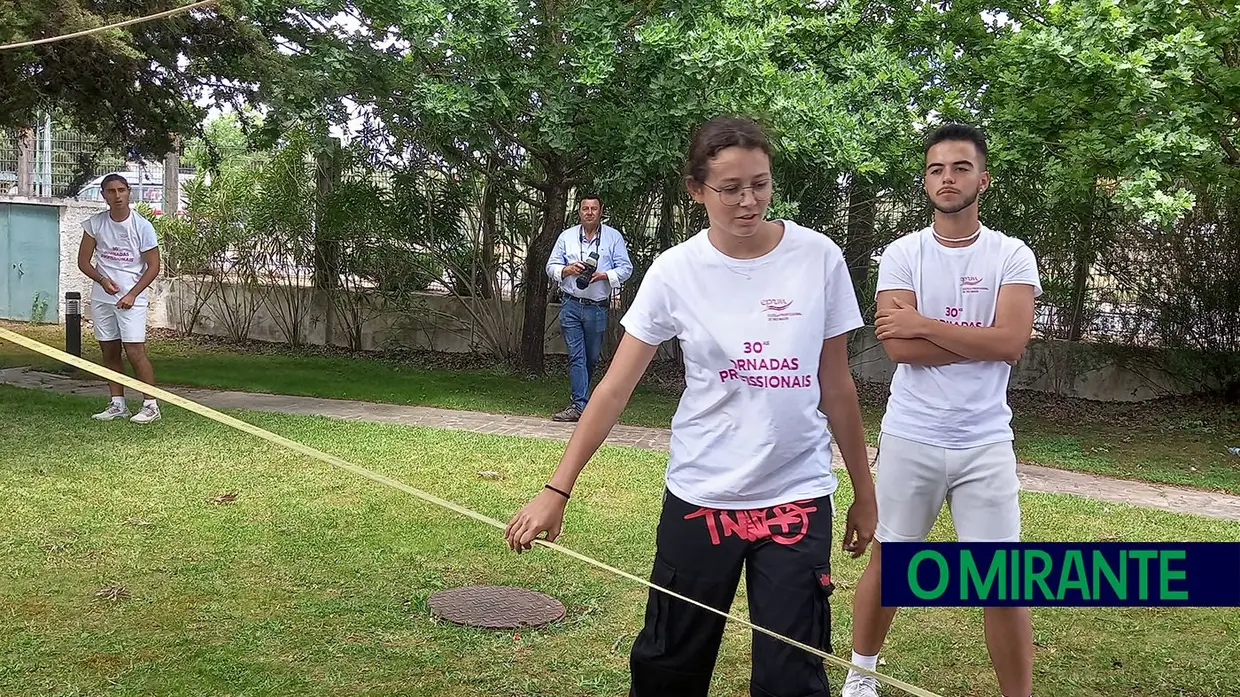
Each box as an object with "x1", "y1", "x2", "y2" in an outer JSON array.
[
  {"x1": 143, "y1": 399, "x2": 158, "y2": 409},
  {"x1": 851, "y1": 651, "x2": 878, "y2": 673},
  {"x1": 111, "y1": 396, "x2": 125, "y2": 407}
]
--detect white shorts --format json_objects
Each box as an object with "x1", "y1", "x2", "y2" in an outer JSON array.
[
  {"x1": 874, "y1": 433, "x2": 1022, "y2": 544},
  {"x1": 91, "y1": 300, "x2": 149, "y2": 344}
]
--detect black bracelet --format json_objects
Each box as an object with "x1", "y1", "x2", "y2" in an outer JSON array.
[{"x1": 544, "y1": 484, "x2": 571, "y2": 500}]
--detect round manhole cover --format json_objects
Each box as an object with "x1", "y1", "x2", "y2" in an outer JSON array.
[{"x1": 427, "y1": 585, "x2": 566, "y2": 629}]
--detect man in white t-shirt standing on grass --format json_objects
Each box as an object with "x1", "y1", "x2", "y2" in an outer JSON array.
[
  {"x1": 76, "y1": 173, "x2": 163, "y2": 425},
  {"x1": 841, "y1": 124, "x2": 1042, "y2": 697}
]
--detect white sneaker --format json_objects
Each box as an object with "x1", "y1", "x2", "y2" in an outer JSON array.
[
  {"x1": 842, "y1": 670, "x2": 880, "y2": 697},
  {"x1": 130, "y1": 404, "x2": 161, "y2": 425},
  {"x1": 92, "y1": 402, "x2": 130, "y2": 421}
]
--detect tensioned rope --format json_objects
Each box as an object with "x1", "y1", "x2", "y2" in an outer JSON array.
[
  {"x1": 0, "y1": 327, "x2": 943, "y2": 697},
  {"x1": 0, "y1": 0, "x2": 219, "y2": 51}
]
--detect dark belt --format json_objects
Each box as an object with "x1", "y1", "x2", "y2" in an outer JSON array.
[{"x1": 562, "y1": 293, "x2": 608, "y2": 307}]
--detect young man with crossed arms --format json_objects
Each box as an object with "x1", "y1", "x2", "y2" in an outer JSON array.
[{"x1": 841, "y1": 124, "x2": 1042, "y2": 697}]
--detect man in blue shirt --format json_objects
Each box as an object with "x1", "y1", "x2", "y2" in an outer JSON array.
[{"x1": 545, "y1": 195, "x2": 634, "y2": 422}]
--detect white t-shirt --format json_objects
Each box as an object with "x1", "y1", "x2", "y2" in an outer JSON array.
[
  {"x1": 875, "y1": 224, "x2": 1042, "y2": 449},
  {"x1": 620, "y1": 221, "x2": 865, "y2": 510},
  {"x1": 83, "y1": 210, "x2": 159, "y2": 306}
]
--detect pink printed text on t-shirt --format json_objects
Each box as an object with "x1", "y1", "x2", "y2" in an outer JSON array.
[
  {"x1": 100, "y1": 247, "x2": 136, "y2": 264},
  {"x1": 938, "y1": 305, "x2": 984, "y2": 328},
  {"x1": 718, "y1": 341, "x2": 814, "y2": 389}
]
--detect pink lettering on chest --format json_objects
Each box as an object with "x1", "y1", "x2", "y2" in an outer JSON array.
[
  {"x1": 936, "y1": 304, "x2": 984, "y2": 327},
  {"x1": 718, "y1": 355, "x2": 812, "y2": 389}
]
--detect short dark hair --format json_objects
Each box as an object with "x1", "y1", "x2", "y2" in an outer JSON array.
[
  {"x1": 100, "y1": 173, "x2": 130, "y2": 190},
  {"x1": 924, "y1": 123, "x2": 988, "y2": 166},
  {"x1": 578, "y1": 194, "x2": 602, "y2": 208},
  {"x1": 684, "y1": 115, "x2": 772, "y2": 185}
]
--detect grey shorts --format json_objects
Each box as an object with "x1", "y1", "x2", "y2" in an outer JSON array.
[{"x1": 874, "y1": 433, "x2": 1022, "y2": 544}]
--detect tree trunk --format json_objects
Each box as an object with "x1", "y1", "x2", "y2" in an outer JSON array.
[
  {"x1": 518, "y1": 180, "x2": 570, "y2": 375},
  {"x1": 844, "y1": 175, "x2": 877, "y2": 309},
  {"x1": 16, "y1": 127, "x2": 34, "y2": 196},
  {"x1": 1067, "y1": 250, "x2": 1090, "y2": 341},
  {"x1": 1067, "y1": 194, "x2": 1096, "y2": 342},
  {"x1": 478, "y1": 159, "x2": 498, "y2": 300},
  {"x1": 313, "y1": 142, "x2": 344, "y2": 348},
  {"x1": 313, "y1": 142, "x2": 344, "y2": 290},
  {"x1": 162, "y1": 135, "x2": 181, "y2": 216},
  {"x1": 657, "y1": 178, "x2": 677, "y2": 251}
]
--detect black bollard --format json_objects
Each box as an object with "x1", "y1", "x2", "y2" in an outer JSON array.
[{"x1": 65, "y1": 292, "x2": 82, "y2": 359}]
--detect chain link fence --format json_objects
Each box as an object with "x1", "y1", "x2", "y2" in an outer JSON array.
[{"x1": 1, "y1": 116, "x2": 195, "y2": 210}]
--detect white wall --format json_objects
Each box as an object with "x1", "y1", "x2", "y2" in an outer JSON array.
[
  {"x1": 846, "y1": 330, "x2": 1203, "y2": 402},
  {"x1": 150, "y1": 277, "x2": 570, "y2": 356},
  {"x1": 57, "y1": 200, "x2": 107, "y2": 322},
  {"x1": 53, "y1": 199, "x2": 181, "y2": 327},
  {"x1": 147, "y1": 278, "x2": 1207, "y2": 402}
]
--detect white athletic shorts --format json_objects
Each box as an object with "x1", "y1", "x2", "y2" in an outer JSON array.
[
  {"x1": 91, "y1": 299, "x2": 149, "y2": 344},
  {"x1": 874, "y1": 432, "x2": 1022, "y2": 544}
]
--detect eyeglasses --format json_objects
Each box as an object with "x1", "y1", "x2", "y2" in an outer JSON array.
[{"x1": 701, "y1": 180, "x2": 774, "y2": 206}]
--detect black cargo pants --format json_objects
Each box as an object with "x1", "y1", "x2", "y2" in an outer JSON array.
[{"x1": 629, "y1": 489, "x2": 837, "y2": 697}]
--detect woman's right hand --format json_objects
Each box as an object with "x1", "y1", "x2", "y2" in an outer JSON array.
[
  {"x1": 504, "y1": 488, "x2": 569, "y2": 553},
  {"x1": 502, "y1": 336, "x2": 660, "y2": 554}
]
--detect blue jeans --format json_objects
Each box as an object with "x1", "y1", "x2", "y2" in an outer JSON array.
[{"x1": 560, "y1": 297, "x2": 607, "y2": 410}]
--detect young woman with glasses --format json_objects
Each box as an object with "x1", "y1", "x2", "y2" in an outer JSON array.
[{"x1": 505, "y1": 115, "x2": 877, "y2": 697}]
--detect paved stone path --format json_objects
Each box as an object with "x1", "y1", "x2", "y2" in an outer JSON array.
[{"x1": 4, "y1": 366, "x2": 1240, "y2": 522}]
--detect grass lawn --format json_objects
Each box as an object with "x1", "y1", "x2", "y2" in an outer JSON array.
[
  {"x1": 1013, "y1": 406, "x2": 1240, "y2": 494},
  {"x1": 2, "y1": 321, "x2": 1238, "y2": 494},
  {"x1": 2, "y1": 385, "x2": 1238, "y2": 697}
]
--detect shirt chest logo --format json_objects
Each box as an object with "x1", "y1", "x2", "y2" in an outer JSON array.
[
  {"x1": 960, "y1": 276, "x2": 990, "y2": 295},
  {"x1": 761, "y1": 298, "x2": 801, "y2": 322}
]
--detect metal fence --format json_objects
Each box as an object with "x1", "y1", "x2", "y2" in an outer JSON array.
[{"x1": 1, "y1": 116, "x2": 194, "y2": 201}]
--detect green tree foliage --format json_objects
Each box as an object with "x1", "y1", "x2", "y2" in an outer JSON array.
[
  {"x1": 184, "y1": 110, "x2": 268, "y2": 174},
  {"x1": 971, "y1": 0, "x2": 1240, "y2": 343},
  {"x1": 253, "y1": 0, "x2": 927, "y2": 372},
  {"x1": 0, "y1": 0, "x2": 279, "y2": 155},
  {"x1": 985, "y1": 0, "x2": 1238, "y2": 223},
  {"x1": 13, "y1": 0, "x2": 1237, "y2": 382}
]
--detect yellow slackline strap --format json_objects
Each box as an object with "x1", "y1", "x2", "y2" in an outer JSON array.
[
  {"x1": 0, "y1": 0, "x2": 219, "y2": 51},
  {"x1": 0, "y1": 327, "x2": 943, "y2": 697}
]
